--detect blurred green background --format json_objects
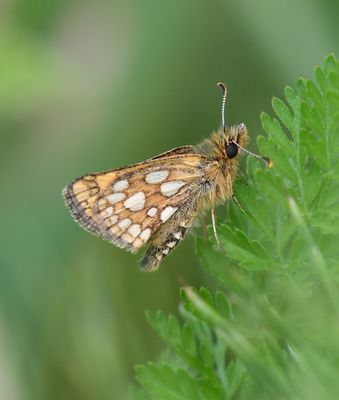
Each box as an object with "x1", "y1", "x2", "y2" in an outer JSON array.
[{"x1": 0, "y1": 1, "x2": 338, "y2": 398}]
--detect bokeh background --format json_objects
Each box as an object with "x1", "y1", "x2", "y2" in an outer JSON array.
[{"x1": 1, "y1": 1, "x2": 338, "y2": 399}]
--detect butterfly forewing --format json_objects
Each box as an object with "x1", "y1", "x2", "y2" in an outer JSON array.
[{"x1": 63, "y1": 151, "x2": 218, "y2": 255}]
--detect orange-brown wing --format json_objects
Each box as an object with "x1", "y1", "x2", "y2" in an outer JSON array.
[
  {"x1": 63, "y1": 152, "x2": 217, "y2": 253},
  {"x1": 148, "y1": 145, "x2": 194, "y2": 160}
]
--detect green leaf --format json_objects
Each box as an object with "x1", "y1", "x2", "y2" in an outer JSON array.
[
  {"x1": 305, "y1": 79, "x2": 325, "y2": 117},
  {"x1": 272, "y1": 97, "x2": 294, "y2": 133},
  {"x1": 135, "y1": 364, "x2": 204, "y2": 400},
  {"x1": 215, "y1": 291, "x2": 231, "y2": 319},
  {"x1": 218, "y1": 225, "x2": 274, "y2": 270},
  {"x1": 146, "y1": 311, "x2": 182, "y2": 347},
  {"x1": 315, "y1": 65, "x2": 327, "y2": 92},
  {"x1": 182, "y1": 324, "x2": 196, "y2": 357},
  {"x1": 260, "y1": 113, "x2": 292, "y2": 155},
  {"x1": 324, "y1": 53, "x2": 337, "y2": 74},
  {"x1": 129, "y1": 386, "x2": 151, "y2": 400},
  {"x1": 195, "y1": 237, "x2": 229, "y2": 285}
]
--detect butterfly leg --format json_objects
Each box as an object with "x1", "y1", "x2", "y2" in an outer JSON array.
[
  {"x1": 211, "y1": 208, "x2": 223, "y2": 252},
  {"x1": 232, "y1": 195, "x2": 245, "y2": 213}
]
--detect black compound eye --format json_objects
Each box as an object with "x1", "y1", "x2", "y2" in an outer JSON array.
[{"x1": 226, "y1": 142, "x2": 238, "y2": 158}]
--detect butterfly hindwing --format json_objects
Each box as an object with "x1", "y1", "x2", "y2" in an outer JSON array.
[{"x1": 140, "y1": 206, "x2": 198, "y2": 271}]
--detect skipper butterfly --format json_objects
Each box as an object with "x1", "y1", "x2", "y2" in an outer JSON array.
[{"x1": 63, "y1": 83, "x2": 269, "y2": 271}]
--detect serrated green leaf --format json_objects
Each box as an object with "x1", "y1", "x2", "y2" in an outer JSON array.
[
  {"x1": 315, "y1": 65, "x2": 327, "y2": 92},
  {"x1": 326, "y1": 204, "x2": 339, "y2": 217},
  {"x1": 146, "y1": 310, "x2": 166, "y2": 334},
  {"x1": 199, "y1": 342, "x2": 214, "y2": 367},
  {"x1": 300, "y1": 130, "x2": 328, "y2": 170},
  {"x1": 325, "y1": 89, "x2": 339, "y2": 111},
  {"x1": 284, "y1": 86, "x2": 297, "y2": 109},
  {"x1": 219, "y1": 225, "x2": 274, "y2": 270},
  {"x1": 135, "y1": 364, "x2": 204, "y2": 400},
  {"x1": 260, "y1": 114, "x2": 292, "y2": 155},
  {"x1": 312, "y1": 212, "x2": 339, "y2": 235},
  {"x1": 226, "y1": 360, "x2": 246, "y2": 397},
  {"x1": 254, "y1": 169, "x2": 286, "y2": 206},
  {"x1": 272, "y1": 97, "x2": 293, "y2": 132},
  {"x1": 288, "y1": 237, "x2": 308, "y2": 266},
  {"x1": 129, "y1": 385, "x2": 151, "y2": 400},
  {"x1": 257, "y1": 136, "x2": 297, "y2": 183},
  {"x1": 305, "y1": 79, "x2": 325, "y2": 116},
  {"x1": 198, "y1": 287, "x2": 214, "y2": 308},
  {"x1": 318, "y1": 184, "x2": 339, "y2": 210},
  {"x1": 195, "y1": 237, "x2": 229, "y2": 285},
  {"x1": 168, "y1": 315, "x2": 182, "y2": 345},
  {"x1": 329, "y1": 70, "x2": 339, "y2": 90},
  {"x1": 324, "y1": 53, "x2": 337, "y2": 74},
  {"x1": 215, "y1": 291, "x2": 231, "y2": 319},
  {"x1": 301, "y1": 102, "x2": 324, "y2": 134},
  {"x1": 182, "y1": 324, "x2": 196, "y2": 357},
  {"x1": 146, "y1": 311, "x2": 182, "y2": 347}
]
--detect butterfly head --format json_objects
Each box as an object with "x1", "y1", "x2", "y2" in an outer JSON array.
[
  {"x1": 217, "y1": 82, "x2": 270, "y2": 165},
  {"x1": 224, "y1": 123, "x2": 248, "y2": 159}
]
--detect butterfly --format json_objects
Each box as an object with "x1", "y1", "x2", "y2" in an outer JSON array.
[{"x1": 63, "y1": 83, "x2": 269, "y2": 271}]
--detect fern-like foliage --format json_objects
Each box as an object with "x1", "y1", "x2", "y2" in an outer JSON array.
[{"x1": 132, "y1": 54, "x2": 339, "y2": 400}]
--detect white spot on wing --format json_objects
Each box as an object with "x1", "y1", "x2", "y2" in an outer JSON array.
[
  {"x1": 133, "y1": 238, "x2": 143, "y2": 248},
  {"x1": 106, "y1": 215, "x2": 119, "y2": 226},
  {"x1": 101, "y1": 206, "x2": 113, "y2": 218},
  {"x1": 140, "y1": 228, "x2": 151, "y2": 242},
  {"x1": 173, "y1": 231, "x2": 182, "y2": 240},
  {"x1": 124, "y1": 192, "x2": 145, "y2": 211},
  {"x1": 167, "y1": 241, "x2": 176, "y2": 248},
  {"x1": 113, "y1": 179, "x2": 129, "y2": 192},
  {"x1": 122, "y1": 233, "x2": 134, "y2": 243},
  {"x1": 128, "y1": 224, "x2": 141, "y2": 238},
  {"x1": 162, "y1": 248, "x2": 170, "y2": 255},
  {"x1": 161, "y1": 181, "x2": 185, "y2": 197},
  {"x1": 145, "y1": 170, "x2": 169, "y2": 184},
  {"x1": 147, "y1": 207, "x2": 158, "y2": 217},
  {"x1": 160, "y1": 206, "x2": 177, "y2": 222},
  {"x1": 118, "y1": 218, "x2": 132, "y2": 231},
  {"x1": 98, "y1": 199, "x2": 107, "y2": 211},
  {"x1": 106, "y1": 192, "x2": 126, "y2": 204},
  {"x1": 110, "y1": 225, "x2": 120, "y2": 235}
]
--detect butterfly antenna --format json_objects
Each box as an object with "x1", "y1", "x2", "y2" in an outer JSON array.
[
  {"x1": 217, "y1": 82, "x2": 227, "y2": 130},
  {"x1": 231, "y1": 140, "x2": 273, "y2": 167}
]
